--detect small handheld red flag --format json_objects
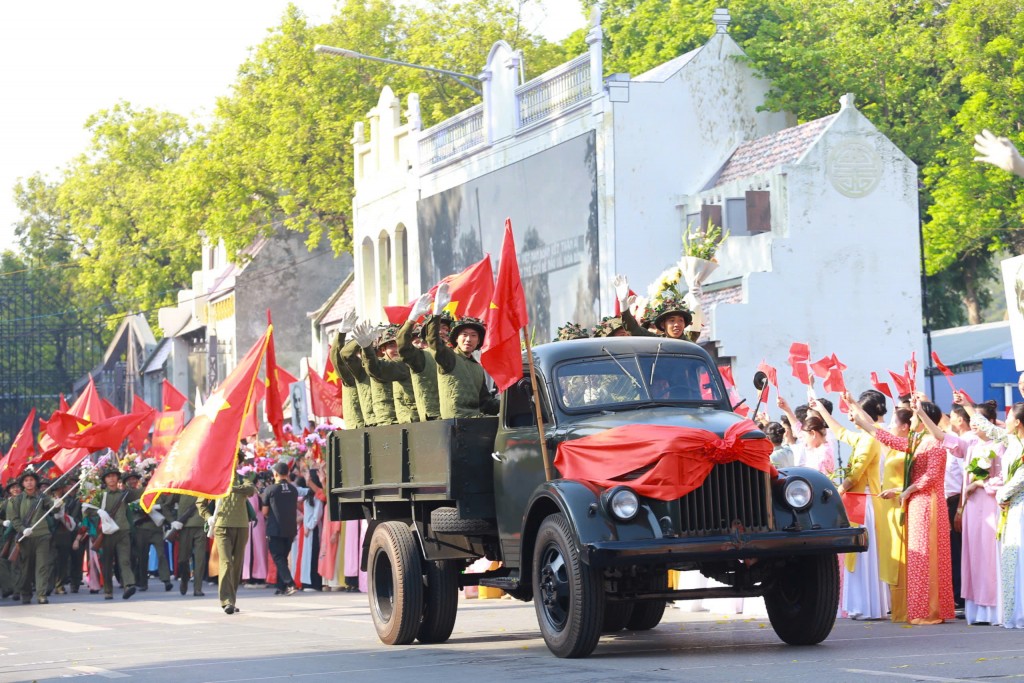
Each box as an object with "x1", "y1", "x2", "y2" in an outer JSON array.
[
  {"x1": 787, "y1": 343, "x2": 811, "y2": 386},
  {"x1": 870, "y1": 372, "x2": 893, "y2": 400},
  {"x1": 930, "y1": 351, "x2": 956, "y2": 391}
]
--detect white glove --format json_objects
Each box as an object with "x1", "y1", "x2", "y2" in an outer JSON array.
[
  {"x1": 408, "y1": 293, "x2": 432, "y2": 322},
  {"x1": 974, "y1": 129, "x2": 1024, "y2": 177},
  {"x1": 352, "y1": 320, "x2": 376, "y2": 348},
  {"x1": 171, "y1": 521, "x2": 183, "y2": 531},
  {"x1": 152, "y1": 504, "x2": 161, "y2": 511},
  {"x1": 21, "y1": 526, "x2": 33, "y2": 537},
  {"x1": 432, "y1": 283, "x2": 451, "y2": 315},
  {"x1": 339, "y1": 310, "x2": 358, "y2": 333},
  {"x1": 689, "y1": 281, "x2": 703, "y2": 299},
  {"x1": 51, "y1": 500, "x2": 64, "y2": 513},
  {"x1": 3, "y1": 519, "x2": 11, "y2": 528},
  {"x1": 612, "y1": 274, "x2": 630, "y2": 308}
]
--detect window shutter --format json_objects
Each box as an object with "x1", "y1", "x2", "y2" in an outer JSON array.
[
  {"x1": 746, "y1": 191, "x2": 771, "y2": 233},
  {"x1": 700, "y1": 204, "x2": 723, "y2": 230}
]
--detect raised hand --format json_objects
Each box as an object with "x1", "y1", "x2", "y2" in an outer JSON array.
[
  {"x1": 339, "y1": 310, "x2": 358, "y2": 333},
  {"x1": 974, "y1": 129, "x2": 1024, "y2": 177},
  {"x1": 352, "y1": 320, "x2": 377, "y2": 348},
  {"x1": 433, "y1": 283, "x2": 451, "y2": 315},
  {"x1": 408, "y1": 293, "x2": 432, "y2": 322},
  {"x1": 612, "y1": 274, "x2": 630, "y2": 306}
]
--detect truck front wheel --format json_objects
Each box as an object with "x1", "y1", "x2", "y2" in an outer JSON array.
[
  {"x1": 532, "y1": 513, "x2": 604, "y2": 658},
  {"x1": 368, "y1": 521, "x2": 424, "y2": 645},
  {"x1": 764, "y1": 554, "x2": 839, "y2": 645}
]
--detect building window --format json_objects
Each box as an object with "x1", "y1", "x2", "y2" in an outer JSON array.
[
  {"x1": 725, "y1": 198, "x2": 748, "y2": 236},
  {"x1": 395, "y1": 224, "x2": 409, "y2": 304},
  {"x1": 361, "y1": 237, "x2": 376, "y2": 315},
  {"x1": 378, "y1": 230, "x2": 393, "y2": 308}
]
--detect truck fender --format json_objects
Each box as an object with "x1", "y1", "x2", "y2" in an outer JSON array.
[
  {"x1": 772, "y1": 467, "x2": 852, "y2": 532},
  {"x1": 519, "y1": 480, "x2": 662, "y2": 577}
]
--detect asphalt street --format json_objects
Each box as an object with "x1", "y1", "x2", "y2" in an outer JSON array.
[{"x1": 0, "y1": 586, "x2": 1020, "y2": 683}]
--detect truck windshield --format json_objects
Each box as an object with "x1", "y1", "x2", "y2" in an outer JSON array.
[{"x1": 555, "y1": 353, "x2": 723, "y2": 411}]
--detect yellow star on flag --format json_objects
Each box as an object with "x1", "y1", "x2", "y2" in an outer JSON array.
[
  {"x1": 197, "y1": 391, "x2": 230, "y2": 422},
  {"x1": 443, "y1": 301, "x2": 459, "y2": 316},
  {"x1": 75, "y1": 419, "x2": 91, "y2": 433},
  {"x1": 326, "y1": 370, "x2": 339, "y2": 384}
]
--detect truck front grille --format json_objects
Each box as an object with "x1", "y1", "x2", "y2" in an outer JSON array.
[{"x1": 678, "y1": 462, "x2": 771, "y2": 536}]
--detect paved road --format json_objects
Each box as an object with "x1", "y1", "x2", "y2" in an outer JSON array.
[{"x1": 0, "y1": 587, "x2": 1020, "y2": 683}]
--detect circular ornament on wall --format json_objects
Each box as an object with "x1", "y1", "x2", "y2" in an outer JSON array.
[{"x1": 826, "y1": 140, "x2": 882, "y2": 198}]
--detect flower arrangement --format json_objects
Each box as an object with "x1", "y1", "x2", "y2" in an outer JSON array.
[
  {"x1": 77, "y1": 453, "x2": 116, "y2": 508},
  {"x1": 681, "y1": 221, "x2": 728, "y2": 262},
  {"x1": 966, "y1": 452, "x2": 993, "y2": 481}
]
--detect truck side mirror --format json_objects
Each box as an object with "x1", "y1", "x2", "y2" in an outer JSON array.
[
  {"x1": 753, "y1": 370, "x2": 768, "y2": 392},
  {"x1": 516, "y1": 377, "x2": 534, "y2": 398}
]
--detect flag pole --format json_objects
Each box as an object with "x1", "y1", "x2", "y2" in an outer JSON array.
[{"x1": 521, "y1": 330, "x2": 553, "y2": 482}]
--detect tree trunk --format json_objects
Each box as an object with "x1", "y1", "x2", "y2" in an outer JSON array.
[{"x1": 962, "y1": 270, "x2": 982, "y2": 325}]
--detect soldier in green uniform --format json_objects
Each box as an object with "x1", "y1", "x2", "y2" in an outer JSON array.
[
  {"x1": 330, "y1": 312, "x2": 369, "y2": 429},
  {"x1": 86, "y1": 466, "x2": 139, "y2": 600},
  {"x1": 423, "y1": 283, "x2": 499, "y2": 419},
  {"x1": 353, "y1": 322, "x2": 420, "y2": 424},
  {"x1": 0, "y1": 480, "x2": 23, "y2": 598},
  {"x1": 613, "y1": 275, "x2": 697, "y2": 341},
  {"x1": 170, "y1": 493, "x2": 207, "y2": 596},
  {"x1": 397, "y1": 295, "x2": 445, "y2": 421},
  {"x1": 132, "y1": 490, "x2": 173, "y2": 592},
  {"x1": 197, "y1": 450, "x2": 255, "y2": 615},
  {"x1": 339, "y1": 324, "x2": 383, "y2": 427},
  {"x1": 10, "y1": 469, "x2": 58, "y2": 604}
]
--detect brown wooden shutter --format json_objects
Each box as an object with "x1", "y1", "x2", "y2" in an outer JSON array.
[
  {"x1": 700, "y1": 204, "x2": 723, "y2": 231},
  {"x1": 746, "y1": 191, "x2": 771, "y2": 233}
]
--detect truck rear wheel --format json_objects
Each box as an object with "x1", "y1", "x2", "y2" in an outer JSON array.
[
  {"x1": 602, "y1": 601, "x2": 635, "y2": 632},
  {"x1": 368, "y1": 521, "x2": 424, "y2": 646},
  {"x1": 764, "y1": 554, "x2": 839, "y2": 645},
  {"x1": 417, "y1": 560, "x2": 459, "y2": 644},
  {"x1": 532, "y1": 513, "x2": 604, "y2": 658},
  {"x1": 626, "y1": 600, "x2": 667, "y2": 631}
]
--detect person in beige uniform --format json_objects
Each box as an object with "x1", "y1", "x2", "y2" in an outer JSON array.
[
  {"x1": 198, "y1": 450, "x2": 255, "y2": 615},
  {"x1": 85, "y1": 467, "x2": 139, "y2": 600}
]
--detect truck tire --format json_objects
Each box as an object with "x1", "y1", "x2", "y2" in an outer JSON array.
[
  {"x1": 368, "y1": 521, "x2": 424, "y2": 646},
  {"x1": 626, "y1": 600, "x2": 667, "y2": 631},
  {"x1": 430, "y1": 507, "x2": 493, "y2": 535},
  {"x1": 602, "y1": 601, "x2": 635, "y2": 632},
  {"x1": 764, "y1": 554, "x2": 839, "y2": 645},
  {"x1": 532, "y1": 513, "x2": 605, "y2": 658},
  {"x1": 417, "y1": 560, "x2": 459, "y2": 644}
]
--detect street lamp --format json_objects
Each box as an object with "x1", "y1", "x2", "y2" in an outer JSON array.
[{"x1": 313, "y1": 44, "x2": 482, "y2": 96}]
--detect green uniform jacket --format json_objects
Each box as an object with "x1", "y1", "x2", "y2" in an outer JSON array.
[
  {"x1": 197, "y1": 477, "x2": 255, "y2": 528},
  {"x1": 425, "y1": 315, "x2": 499, "y2": 419},
  {"x1": 133, "y1": 491, "x2": 174, "y2": 529},
  {"x1": 10, "y1": 491, "x2": 56, "y2": 539},
  {"x1": 621, "y1": 308, "x2": 699, "y2": 342},
  {"x1": 172, "y1": 494, "x2": 206, "y2": 528},
  {"x1": 330, "y1": 333, "x2": 366, "y2": 429},
  {"x1": 363, "y1": 348, "x2": 419, "y2": 424},
  {"x1": 90, "y1": 487, "x2": 141, "y2": 530},
  {"x1": 396, "y1": 320, "x2": 441, "y2": 420},
  {"x1": 341, "y1": 338, "x2": 379, "y2": 426}
]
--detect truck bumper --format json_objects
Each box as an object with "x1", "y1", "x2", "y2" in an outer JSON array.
[{"x1": 584, "y1": 526, "x2": 867, "y2": 569}]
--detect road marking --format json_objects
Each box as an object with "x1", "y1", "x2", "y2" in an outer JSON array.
[
  {"x1": 87, "y1": 610, "x2": 207, "y2": 626},
  {"x1": 843, "y1": 668, "x2": 988, "y2": 683},
  {"x1": 1, "y1": 617, "x2": 108, "y2": 633},
  {"x1": 68, "y1": 665, "x2": 130, "y2": 678}
]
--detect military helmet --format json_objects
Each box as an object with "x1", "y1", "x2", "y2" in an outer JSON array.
[
  {"x1": 121, "y1": 469, "x2": 142, "y2": 483},
  {"x1": 419, "y1": 311, "x2": 455, "y2": 340},
  {"x1": 17, "y1": 466, "x2": 40, "y2": 487},
  {"x1": 449, "y1": 317, "x2": 486, "y2": 349},
  {"x1": 592, "y1": 316, "x2": 626, "y2": 338},
  {"x1": 554, "y1": 322, "x2": 589, "y2": 342},
  {"x1": 377, "y1": 324, "x2": 400, "y2": 346},
  {"x1": 650, "y1": 297, "x2": 693, "y2": 331}
]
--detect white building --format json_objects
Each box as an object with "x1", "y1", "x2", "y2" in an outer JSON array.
[{"x1": 349, "y1": 8, "x2": 921, "y2": 407}]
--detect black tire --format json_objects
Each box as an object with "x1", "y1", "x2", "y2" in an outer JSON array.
[
  {"x1": 367, "y1": 521, "x2": 424, "y2": 645},
  {"x1": 626, "y1": 600, "x2": 667, "y2": 631},
  {"x1": 532, "y1": 513, "x2": 605, "y2": 658},
  {"x1": 430, "y1": 507, "x2": 493, "y2": 535},
  {"x1": 602, "y1": 601, "x2": 635, "y2": 632},
  {"x1": 417, "y1": 560, "x2": 459, "y2": 644},
  {"x1": 764, "y1": 554, "x2": 839, "y2": 645}
]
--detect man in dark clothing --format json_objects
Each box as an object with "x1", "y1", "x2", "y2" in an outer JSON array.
[{"x1": 261, "y1": 462, "x2": 298, "y2": 596}]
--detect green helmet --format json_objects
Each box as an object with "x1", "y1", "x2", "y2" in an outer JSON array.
[
  {"x1": 554, "y1": 322, "x2": 589, "y2": 342},
  {"x1": 650, "y1": 297, "x2": 693, "y2": 331},
  {"x1": 377, "y1": 324, "x2": 400, "y2": 346},
  {"x1": 592, "y1": 316, "x2": 626, "y2": 338},
  {"x1": 449, "y1": 317, "x2": 486, "y2": 349}
]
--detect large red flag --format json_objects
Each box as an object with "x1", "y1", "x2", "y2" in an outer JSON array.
[
  {"x1": 1, "y1": 409, "x2": 36, "y2": 485},
  {"x1": 44, "y1": 411, "x2": 151, "y2": 451},
  {"x1": 162, "y1": 379, "x2": 188, "y2": 412},
  {"x1": 141, "y1": 328, "x2": 270, "y2": 511},
  {"x1": 274, "y1": 366, "x2": 299, "y2": 407},
  {"x1": 241, "y1": 380, "x2": 266, "y2": 439},
  {"x1": 101, "y1": 397, "x2": 122, "y2": 418},
  {"x1": 149, "y1": 411, "x2": 185, "y2": 459},
  {"x1": 39, "y1": 376, "x2": 107, "y2": 466},
  {"x1": 127, "y1": 395, "x2": 156, "y2": 452},
  {"x1": 430, "y1": 256, "x2": 495, "y2": 320},
  {"x1": 264, "y1": 313, "x2": 286, "y2": 443},
  {"x1": 308, "y1": 365, "x2": 344, "y2": 419},
  {"x1": 481, "y1": 220, "x2": 528, "y2": 392}
]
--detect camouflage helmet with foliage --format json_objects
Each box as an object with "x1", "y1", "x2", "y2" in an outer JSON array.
[
  {"x1": 591, "y1": 316, "x2": 626, "y2": 338},
  {"x1": 650, "y1": 296, "x2": 693, "y2": 331},
  {"x1": 554, "y1": 322, "x2": 590, "y2": 342},
  {"x1": 376, "y1": 324, "x2": 400, "y2": 346},
  {"x1": 418, "y1": 311, "x2": 456, "y2": 340},
  {"x1": 449, "y1": 317, "x2": 486, "y2": 349}
]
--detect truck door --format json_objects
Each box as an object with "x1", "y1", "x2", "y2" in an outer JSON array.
[{"x1": 492, "y1": 377, "x2": 552, "y2": 571}]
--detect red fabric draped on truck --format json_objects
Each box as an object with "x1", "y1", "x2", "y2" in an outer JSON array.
[{"x1": 553, "y1": 420, "x2": 774, "y2": 501}]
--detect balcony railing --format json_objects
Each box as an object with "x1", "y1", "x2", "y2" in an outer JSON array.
[
  {"x1": 418, "y1": 104, "x2": 485, "y2": 167},
  {"x1": 516, "y1": 53, "x2": 592, "y2": 129}
]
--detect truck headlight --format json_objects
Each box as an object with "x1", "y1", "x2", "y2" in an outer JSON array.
[
  {"x1": 602, "y1": 486, "x2": 640, "y2": 521},
  {"x1": 783, "y1": 477, "x2": 813, "y2": 510}
]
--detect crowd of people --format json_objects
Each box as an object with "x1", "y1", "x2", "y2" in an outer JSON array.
[{"x1": 0, "y1": 445, "x2": 368, "y2": 613}]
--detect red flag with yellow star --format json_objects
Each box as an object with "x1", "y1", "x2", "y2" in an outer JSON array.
[
  {"x1": 1, "y1": 409, "x2": 36, "y2": 485},
  {"x1": 44, "y1": 410, "x2": 152, "y2": 451},
  {"x1": 429, "y1": 256, "x2": 495, "y2": 320},
  {"x1": 127, "y1": 394, "x2": 157, "y2": 452},
  {"x1": 38, "y1": 376, "x2": 108, "y2": 469},
  {"x1": 162, "y1": 379, "x2": 188, "y2": 412},
  {"x1": 308, "y1": 358, "x2": 344, "y2": 419},
  {"x1": 141, "y1": 327, "x2": 270, "y2": 512},
  {"x1": 264, "y1": 312, "x2": 287, "y2": 443},
  {"x1": 481, "y1": 219, "x2": 527, "y2": 392}
]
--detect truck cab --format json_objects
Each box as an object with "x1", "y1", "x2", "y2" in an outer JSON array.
[{"x1": 327, "y1": 336, "x2": 866, "y2": 658}]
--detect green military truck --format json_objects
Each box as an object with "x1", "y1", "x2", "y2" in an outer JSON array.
[{"x1": 326, "y1": 336, "x2": 866, "y2": 658}]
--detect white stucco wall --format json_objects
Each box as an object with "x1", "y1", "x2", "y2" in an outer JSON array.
[{"x1": 712, "y1": 106, "x2": 921, "y2": 409}]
